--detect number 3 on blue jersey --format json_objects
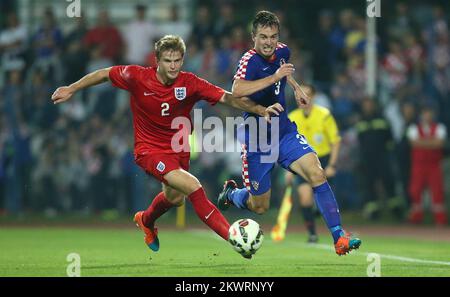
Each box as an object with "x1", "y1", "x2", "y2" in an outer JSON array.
[
  {"x1": 296, "y1": 134, "x2": 308, "y2": 145},
  {"x1": 274, "y1": 81, "x2": 281, "y2": 95}
]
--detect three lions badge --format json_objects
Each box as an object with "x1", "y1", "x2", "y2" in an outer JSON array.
[{"x1": 174, "y1": 87, "x2": 186, "y2": 100}]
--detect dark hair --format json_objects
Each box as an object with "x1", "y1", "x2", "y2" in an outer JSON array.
[{"x1": 252, "y1": 11, "x2": 280, "y2": 36}]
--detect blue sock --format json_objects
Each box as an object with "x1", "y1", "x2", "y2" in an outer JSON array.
[
  {"x1": 312, "y1": 182, "x2": 343, "y2": 243},
  {"x1": 228, "y1": 188, "x2": 250, "y2": 210}
]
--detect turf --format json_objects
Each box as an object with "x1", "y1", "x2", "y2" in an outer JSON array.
[{"x1": 1, "y1": 227, "x2": 450, "y2": 277}]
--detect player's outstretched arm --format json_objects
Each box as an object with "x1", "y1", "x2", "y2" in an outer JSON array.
[
  {"x1": 219, "y1": 91, "x2": 284, "y2": 123},
  {"x1": 51, "y1": 67, "x2": 112, "y2": 104},
  {"x1": 232, "y1": 63, "x2": 295, "y2": 98},
  {"x1": 286, "y1": 76, "x2": 310, "y2": 109}
]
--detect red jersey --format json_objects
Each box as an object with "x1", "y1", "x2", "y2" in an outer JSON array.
[
  {"x1": 109, "y1": 66, "x2": 224, "y2": 156},
  {"x1": 410, "y1": 122, "x2": 444, "y2": 163},
  {"x1": 83, "y1": 27, "x2": 123, "y2": 60}
]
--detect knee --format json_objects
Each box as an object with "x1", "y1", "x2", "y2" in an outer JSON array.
[
  {"x1": 188, "y1": 179, "x2": 202, "y2": 194},
  {"x1": 180, "y1": 176, "x2": 202, "y2": 195},
  {"x1": 165, "y1": 192, "x2": 185, "y2": 206},
  {"x1": 172, "y1": 196, "x2": 186, "y2": 207},
  {"x1": 307, "y1": 167, "x2": 327, "y2": 185}
]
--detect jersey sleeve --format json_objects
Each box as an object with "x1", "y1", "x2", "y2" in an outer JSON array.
[
  {"x1": 407, "y1": 124, "x2": 419, "y2": 141},
  {"x1": 192, "y1": 74, "x2": 225, "y2": 105},
  {"x1": 233, "y1": 53, "x2": 257, "y2": 81},
  {"x1": 436, "y1": 124, "x2": 447, "y2": 140},
  {"x1": 109, "y1": 65, "x2": 142, "y2": 91},
  {"x1": 278, "y1": 42, "x2": 291, "y2": 63}
]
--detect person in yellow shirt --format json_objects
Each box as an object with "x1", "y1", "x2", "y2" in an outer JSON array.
[{"x1": 271, "y1": 84, "x2": 341, "y2": 243}]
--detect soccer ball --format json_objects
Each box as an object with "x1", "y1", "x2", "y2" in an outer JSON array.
[{"x1": 228, "y1": 219, "x2": 264, "y2": 258}]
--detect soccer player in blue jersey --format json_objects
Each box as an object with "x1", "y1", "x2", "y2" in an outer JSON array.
[{"x1": 217, "y1": 11, "x2": 361, "y2": 255}]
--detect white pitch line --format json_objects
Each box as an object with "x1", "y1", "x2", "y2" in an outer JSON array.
[
  {"x1": 298, "y1": 242, "x2": 450, "y2": 267},
  {"x1": 189, "y1": 229, "x2": 450, "y2": 267}
]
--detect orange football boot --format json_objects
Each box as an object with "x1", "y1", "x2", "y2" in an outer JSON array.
[
  {"x1": 334, "y1": 232, "x2": 361, "y2": 256},
  {"x1": 134, "y1": 211, "x2": 159, "y2": 252}
]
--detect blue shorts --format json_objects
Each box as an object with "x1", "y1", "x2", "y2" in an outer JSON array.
[{"x1": 241, "y1": 131, "x2": 315, "y2": 195}]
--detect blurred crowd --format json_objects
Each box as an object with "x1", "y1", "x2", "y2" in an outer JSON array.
[{"x1": 0, "y1": 1, "x2": 449, "y2": 224}]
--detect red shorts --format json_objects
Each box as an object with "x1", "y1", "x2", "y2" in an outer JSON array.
[{"x1": 135, "y1": 152, "x2": 190, "y2": 184}]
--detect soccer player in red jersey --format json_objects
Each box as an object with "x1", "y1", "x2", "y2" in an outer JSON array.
[{"x1": 51, "y1": 35, "x2": 282, "y2": 257}]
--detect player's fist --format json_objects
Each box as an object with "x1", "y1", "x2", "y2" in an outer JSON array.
[
  {"x1": 264, "y1": 103, "x2": 284, "y2": 123},
  {"x1": 51, "y1": 86, "x2": 75, "y2": 104},
  {"x1": 273, "y1": 63, "x2": 295, "y2": 81}
]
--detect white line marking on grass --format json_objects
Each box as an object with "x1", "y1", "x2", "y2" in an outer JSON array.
[
  {"x1": 188, "y1": 229, "x2": 450, "y2": 266},
  {"x1": 302, "y1": 243, "x2": 450, "y2": 266}
]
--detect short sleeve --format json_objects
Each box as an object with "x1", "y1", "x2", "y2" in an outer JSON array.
[
  {"x1": 407, "y1": 124, "x2": 419, "y2": 141},
  {"x1": 436, "y1": 124, "x2": 447, "y2": 140},
  {"x1": 233, "y1": 51, "x2": 257, "y2": 81},
  {"x1": 278, "y1": 43, "x2": 290, "y2": 62},
  {"x1": 109, "y1": 65, "x2": 142, "y2": 91},
  {"x1": 192, "y1": 74, "x2": 225, "y2": 106}
]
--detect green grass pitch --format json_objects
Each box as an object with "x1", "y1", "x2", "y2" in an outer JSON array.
[{"x1": 1, "y1": 227, "x2": 450, "y2": 277}]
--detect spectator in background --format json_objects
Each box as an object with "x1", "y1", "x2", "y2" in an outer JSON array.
[
  {"x1": 31, "y1": 8, "x2": 64, "y2": 83},
  {"x1": 422, "y1": 5, "x2": 450, "y2": 131},
  {"x1": 199, "y1": 36, "x2": 218, "y2": 83},
  {"x1": 84, "y1": 10, "x2": 123, "y2": 63},
  {"x1": 2, "y1": 70, "x2": 27, "y2": 214},
  {"x1": 329, "y1": 9, "x2": 354, "y2": 71},
  {"x1": 430, "y1": 25, "x2": 450, "y2": 127},
  {"x1": 32, "y1": 140, "x2": 58, "y2": 215},
  {"x1": 344, "y1": 15, "x2": 366, "y2": 58},
  {"x1": 65, "y1": 13, "x2": 88, "y2": 45},
  {"x1": 312, "y1": 10, "x2": 335, "y2": 89},
  {"x1": 65, "y1": 129, "x2": 89, "y2": 212},
  {"x1": 403, "y1": 33, "x2": 425, "y2": 86},
  {"x1": 159, "y1": 4, "x2": 191, "y2": 41},
  {"x1": 144, "y1": 37, "x2": 160, "y2": 68},
  {"x1": 423, "y1": 5, "x2": 448, "y2": 46},
  {"x1": 381, "y1": 41, "x2": 410, "y2": 92},
  {"x1": 388, "y1": 2, "x2": 419, "y2": 40},
  {"x1": 85, "y1": 45, "x2": 115, "y2": 119},
  {"x1": 213, "y1": 3, "x2": 237, "y2": 38},
  {"x1": 229, "y1": 26, "x2": 249, "y2": 54},
  {"x1": 216, "y1": 35, "x2": 240, "y2": 88},
  {"x1": 330, "y1": 72, "x2": 358, "y2": 129},
  {"x1": 61, "y1": 37, "x2": 88, "y2": 87},
  {"x1": 61, "y1": 14, "x2": 89, "y2": 120},
  {"x1": 24, "y1": 68, "x2": 58, "y2": 131},
  {"x1": 0, "y1": 114, "x2": 6, "y2": 214},
  {"x1": 407, "y1": 105, "x2": 447, "y2": 225},
  {"x1": 183, "y1": 41, "x2": 202, "y2": 74},
  {"x1": 0, "y1": 12, "x2": 26, "y2": 72},
  {"x1": 62, "y1": 13, "x2": 89, "y2": 84},
  {"x1": 191, "y1": 6, "x2": 214, "y2": 48},
  {"x1": 355, "y1": 98, "x2": 402, "y2": 220},
  {"x1": 123, "y1": 4, "x2": 160, "y2": 65},
  {"x1": 346, "y1": 52, "x2": 366, "y2": 98},
  {"x1": 396, "y1": 100, "x2": 416, "y2": 210}
]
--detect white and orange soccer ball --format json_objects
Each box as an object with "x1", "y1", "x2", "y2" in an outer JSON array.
[{"x1": 228, "y1": 219, "x2": 264, "y2": 258}]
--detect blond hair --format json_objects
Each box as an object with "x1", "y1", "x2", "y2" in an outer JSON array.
[{"x1": 155, "y1": 35, "x2": 186, "y2": 60}]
